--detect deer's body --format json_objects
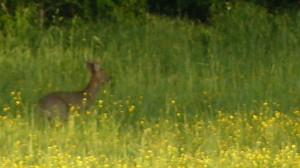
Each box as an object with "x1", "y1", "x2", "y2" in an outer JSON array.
[{"x1": 38, "y1": 61, "x2": 110, "y2": 121}]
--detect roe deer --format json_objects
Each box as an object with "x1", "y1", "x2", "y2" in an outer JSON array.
[{"x1": 37, "y1": 61, "x2": 110, "y2": 121}]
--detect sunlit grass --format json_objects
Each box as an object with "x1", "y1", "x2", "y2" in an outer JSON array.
[{"x1": 0, "y1": 96, "x2": 300, "y2": 167}]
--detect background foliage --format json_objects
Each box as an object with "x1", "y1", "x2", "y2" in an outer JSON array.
[{"x1": 0, "y1": 0, "x2": 299, "y2": 26}]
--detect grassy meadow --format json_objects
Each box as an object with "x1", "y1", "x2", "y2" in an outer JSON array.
[{"x1": 0, "y1": 2, "x2": 300, "y2": 167}]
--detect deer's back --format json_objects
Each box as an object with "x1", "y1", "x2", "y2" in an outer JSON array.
[{"x1": 39, "y1": 91, "x2": 85, "y2": 106}]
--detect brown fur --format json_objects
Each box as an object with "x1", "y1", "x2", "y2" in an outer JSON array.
[{"x1": 37, "y1": 61, "x2": 110, "y2": 121}]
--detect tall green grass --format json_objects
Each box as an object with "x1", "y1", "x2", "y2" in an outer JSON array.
[{"x1": 0, "y1": 2, "x2": 299, "y2": 167}]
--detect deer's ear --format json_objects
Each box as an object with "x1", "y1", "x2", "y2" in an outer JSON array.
[
  {"x1": 86, "y1": 61, "x2": 93, "y2": 69},
  {"x1": 93, "y1": 63, "x2": 100, "y2": 71}
]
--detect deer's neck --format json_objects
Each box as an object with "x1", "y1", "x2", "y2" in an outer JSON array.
[{"x1": 83, "y1": 75, "x2": 102, "y2": 102}]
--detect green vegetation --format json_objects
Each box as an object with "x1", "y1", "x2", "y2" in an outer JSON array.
[{"x1": 0, "y1": 2, "x2": 299, "y2": 167}]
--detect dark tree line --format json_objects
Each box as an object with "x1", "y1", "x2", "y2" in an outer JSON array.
[
  {"x1": 0, "y1": 0, "x2": 299, "y2": 26},
  {"x1": 149, "y1": 0, "x2": 299, "y2": 21}
]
